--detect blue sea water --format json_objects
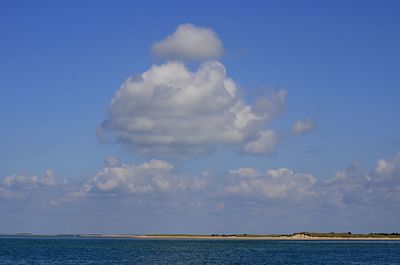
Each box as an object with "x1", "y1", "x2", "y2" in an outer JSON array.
[{"x1": 0, "y1": 237, "x2": 399, "y2": 264}]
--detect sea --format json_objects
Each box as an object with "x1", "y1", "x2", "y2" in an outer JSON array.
[{"x1": 0, "y1": 237, "x2": 399, "y2": 264}]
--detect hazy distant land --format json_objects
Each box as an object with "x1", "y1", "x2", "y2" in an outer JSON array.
[{"x1": 2, "y1": 232, "x2": 400, "y2": 240}]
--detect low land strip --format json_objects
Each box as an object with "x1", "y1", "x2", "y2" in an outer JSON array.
[{"x1": 1, "y1": 232, "x2": 400, "y2": 240}]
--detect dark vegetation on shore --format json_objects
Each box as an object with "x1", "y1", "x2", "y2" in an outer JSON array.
[
  {"x1": 145, "y1": 234, "x2": 285, "y2": 237},
  {"x1": 293, "y1": 232, "x2": 400, "y2": 238}
]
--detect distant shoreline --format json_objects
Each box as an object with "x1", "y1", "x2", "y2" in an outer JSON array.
[
  {"x1": 1, "y1": 233, "x2": 400, "y2": 240},
  {"x1": 126, "y1": 235, "x2": 400, "y2": 240}
]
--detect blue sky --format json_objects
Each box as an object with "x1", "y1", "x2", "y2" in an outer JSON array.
[{"x1": 1, "y1": 0, "x2": 400, "y2": 234}]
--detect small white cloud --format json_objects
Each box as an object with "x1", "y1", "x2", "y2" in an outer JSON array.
[
  {"x1": 0, "y1": 170, "x2": 64, "y2": 202},
  {"x1": 229, "y1": 167, "x2": 261, "y2": 178},
  {"x1": 2, "y1": 170, "x2": 57, "y2": 189},
  {"x1": 371, "y1": 153, "x2": 400, "y2": 201},
  {"x1": 225, "y1": 167, "x2": 316, "y2": 199},
  {"x1": 292, "y1": 119, "x2": 316, "y2": 135},
  {"x1": 190, "y1": 177, "x2": 207, "y2": 191},
  {"x1": 152, "y1": 24, "x2": 224, "y2": 60},
  {"x1": 104, "y1": 155, "x2": 119, "y2": 167},
  {"x1": 243, "y1": 129, "x2": 278, "y2": 155},
  {"x1": 373, "y1": 154, "x2": 400, "y2": 181}
]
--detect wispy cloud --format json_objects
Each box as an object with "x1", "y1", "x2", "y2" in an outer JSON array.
[{"x1": 292, "y1": 119, "x2": 316, "y2": 135}]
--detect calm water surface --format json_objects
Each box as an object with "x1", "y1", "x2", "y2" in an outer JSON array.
[{"x1": 0, "y1": 237, "x2": 399, "y2": 264}]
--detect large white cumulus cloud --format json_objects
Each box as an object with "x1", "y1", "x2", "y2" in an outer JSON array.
[
  {"x1": 101, "y1": 60, "x2": 286, "y2": 156},
  {"x1": 152, "y1": 24, "x2": 224, "y2": 60}
]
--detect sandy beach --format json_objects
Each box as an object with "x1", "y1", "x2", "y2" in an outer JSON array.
[{"x1": 91, "y1": 234, "x2": 400, "y2": 241}]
